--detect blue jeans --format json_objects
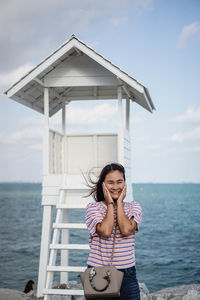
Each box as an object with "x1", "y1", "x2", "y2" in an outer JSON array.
[{"x1": 85, "y1": 266, "x2": 140, "y2": 300}]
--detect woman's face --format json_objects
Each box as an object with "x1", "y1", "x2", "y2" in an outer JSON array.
[{"x1": 104, "y1": 170, "x2": 125, "y2": 200}]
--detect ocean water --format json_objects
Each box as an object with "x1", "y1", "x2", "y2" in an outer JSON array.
[{"x1": 0, "y1": 183, "x2": 199, "y2": 293}]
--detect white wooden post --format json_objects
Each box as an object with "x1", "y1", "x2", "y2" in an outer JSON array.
[
  {"x1": 43, "y1": 87, "x2": 50, "y2": 175},
  {"x1": 37, "y1": 87, "x2": 53, "y2": 297},
  {"x1": 62, "y1": 101, "x2": 66, "y2": 174},
  {"x1": 118, "y1": 86, "x2": 124, "y2": 165},
  {"x1": 61, "y1": 101, "x2": 69, "y2": 283},
  {"x1": 60, "y1": 210, "x2": 69, "y2": 283},
  {"x1": 125, "y1": 97, "x2": 133, "y2": 201},
  {"x1": 37, "y1": 206, "x2": 52, "y2": 297},
  {"x1": 62, "y1": 100, "x2": 66, "y2": 135},
  {"x1": 126, "y1": 97, "x2": 130, "y2": 132}
]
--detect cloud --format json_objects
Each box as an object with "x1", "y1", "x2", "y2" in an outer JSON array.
[
  {"x1": 0, "y1": 64, "x2": 33, "y2": 90},
  {"x1": 0, "y1": 0, "x2": 154, "y2": 72},
  {"x1": 111, "y1": 17, "x2": 129, "y2": 27},
  {"x1": 51, "y1": 103, "x2": 117, "y2": 127},
  {"x1": 1, "y1": 127, "x2": 43, "y2": 145},
  {"x1": 144, "y1": 144, "x2": 160, "y2": 150},
  {"x1": 28, "y1": 143, "x2": 43, "y2": 150},
  {"x1": 0, "y1": 102, "x2": 117, "y2": 148},
  {"x1": 174, "y1": 106, "x2": 200, "y2": 123},
  {"x1": 130, "y1": 111, "x2": 145, "y2": 124},
  {"x1": 168, "y1": 145, "x2": 200, "y2": 153},
  {"x1": 178, "y1": 21, "x2": 200, "y2": 48},
  {"x1": 170, "y1": 126, "x2": 200, "y2": 143}
]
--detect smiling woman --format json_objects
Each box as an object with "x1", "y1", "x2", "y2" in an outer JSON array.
[{"x1": 85, "y1": 163, "x2": 142, "y2": 300}]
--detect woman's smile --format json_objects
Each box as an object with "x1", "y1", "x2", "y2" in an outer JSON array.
[{"x1": 104, "y1": 170, "x2": 125, "y2": 200}]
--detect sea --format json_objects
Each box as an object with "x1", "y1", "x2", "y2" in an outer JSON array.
[{"x1": 0, "y1": 183, "x2": 200, "y2": 293}]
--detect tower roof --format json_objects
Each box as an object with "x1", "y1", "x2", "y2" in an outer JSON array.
[{"x1": 5, "y1": 34, "x2": 155, "y2": 117}]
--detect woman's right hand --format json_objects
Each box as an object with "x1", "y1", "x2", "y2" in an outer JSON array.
[{"x1": 102, "y1": 182, "x2": 114, "y2": 205}]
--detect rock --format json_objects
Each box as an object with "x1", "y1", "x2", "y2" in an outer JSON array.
[
  {"x1": 0, "y1": 288, "x2": 43, "y2": 300},
  {"x1": 1, "y1": 283, "x2": 200, "y2": 300},
  {"x1": 139, "y1": 283, "x2": 151, "y2": 300},
  {"x1": 182, "y1": 289, "x2": 200, "y2": 300},
  {"x1": 51, "y1": 281, "x2": 85, "y2": 299},
  {"x1": 0, "y1": 288, "x2": 24, "y2": 300},
  {"x1": 150, "y1": 284, "x2": 200, "y2": 300}
]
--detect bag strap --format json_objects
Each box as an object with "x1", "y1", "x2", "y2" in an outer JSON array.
[{"x1": 110, "y1": 222, "x2": 117, "y2": 265}]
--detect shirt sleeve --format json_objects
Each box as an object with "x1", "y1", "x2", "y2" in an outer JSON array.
[
  {"x1": 127, "y1": 202, "x2": 142, "y2": 230},
  {"x1": 85, "y1": 203, "x2": 104, "y2": 236}
]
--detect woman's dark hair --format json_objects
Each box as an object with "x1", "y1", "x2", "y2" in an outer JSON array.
[
  {"x1": 87, "y1": 163, "x2": 125, "y2": 202},
  {"x1": 24, "y1": 280, "x2": 34, "y2": 293}
]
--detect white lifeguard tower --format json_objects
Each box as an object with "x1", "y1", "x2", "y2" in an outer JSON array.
[{"x1": 5, "y1": 35, "x2": 155, "y2": 299}]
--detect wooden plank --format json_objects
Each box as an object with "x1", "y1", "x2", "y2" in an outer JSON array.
[
  {"x1": 60, "y1": 185, "x2": 90, "y2": 191},
  {"x1": 47, "y1": 266, "x2": 86, "y2": 272},
  {"x1": 56, "y1": 204, "x2": 87, "y2": 209},
  {"x1": 43, "y1": 289, "x2": 84, "y2": 296},
  {"x1": 44, "y1": 76, "x2": 119, "y2": 87},
  {"x1": 53, "y1": 223, "x2": 87, "y2": 229},
  {"x1": 50, "y1": 244, "x2": 89, "y2": 250}
]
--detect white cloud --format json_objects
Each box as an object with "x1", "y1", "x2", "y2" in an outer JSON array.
[
  {"x1": 1, "y1": 127, "x2": 43, "y2": 145},
  {"x1": 170, "y1": 126, "x2": 200, "y2": 143},
  {"x1": 28, "y1": 143, "x2": 42, "y2": 150},
  {"x1": 20, "y1": 116, "x2": 43, "y2": 126},
  {"x1": 0, "y1": 64, "x2": 33, "y2": 89},
  {"x1": 111, "y1": 17, "x2": 129, "y2": 27},
  {"x1": 178, "y1": 21, "x2": 200, "y2": 48},
  {"x1": 174, "y1": 106, "x2": 200, "y2": 123},
  {"x1": 51, "y1": 103, "x2": 117, "y2": 127},
  {"x1": 0, "y1": 0, "x2": 154, "y2": 72},
  {"x1": 167, "y1": 145, "x2": 200, "y2": 153},
  {"x1": 144, "y1": 144, "x2": 160, "y2": 150},
  {"x1": 131, "y1": 110, "x2": 146, "y2": 124},
  {"x1": 0, "y1": 103, "x2": 117, "y2": 149}
]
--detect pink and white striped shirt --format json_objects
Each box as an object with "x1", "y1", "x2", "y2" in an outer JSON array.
[{"x1": 85, "y1": 201, "x2": 142, "y2": 269}]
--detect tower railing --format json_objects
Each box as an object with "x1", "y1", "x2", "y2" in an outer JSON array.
[{"x1": 49, "y1": 129, "x2": 118, "y2": 175}]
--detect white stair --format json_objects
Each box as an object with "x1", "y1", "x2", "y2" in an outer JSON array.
[
  {"x1": 53, "y1": 222, "x2": 87, "y2": 229},
  {"x1": 43, "y1": 289, "x2": 84, "y2": 296},
  {"x1": 44, "y1": 179, "x2": 88, "y2": 300},
  {"x1": 50, "y1": 243, "x2": 89, "y2": 250},
  {"x1": 47, "y1": 266, "x2": 86, "y2": 272},
  {"x1": 57, "y1": 203, "x2": 87, "y2": 209}
]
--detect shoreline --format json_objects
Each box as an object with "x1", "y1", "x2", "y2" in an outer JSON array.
[{"x1": 0, "y1": 283, "x2": 200, "y2": 300}]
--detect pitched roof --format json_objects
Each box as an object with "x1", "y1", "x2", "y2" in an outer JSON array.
[{"x1": 5, "y1": 34, "x2": 155, "y2": 116}]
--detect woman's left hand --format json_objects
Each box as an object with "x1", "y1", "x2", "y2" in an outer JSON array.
[{"x1": 117, "y1": 185, "x2": 127, "y2": 204}]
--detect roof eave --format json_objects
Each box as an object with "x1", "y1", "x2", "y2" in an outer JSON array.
[{"x1": 4, "y1": 34, "x2": 155, "y2": 115}]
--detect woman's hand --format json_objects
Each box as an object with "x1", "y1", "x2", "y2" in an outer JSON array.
[
  {"x1": 117, "y1": 184, "x2": 127, "y2": 204},
  {"x1": 102, "y1": 182, "x2": 114, "y2": 204}
]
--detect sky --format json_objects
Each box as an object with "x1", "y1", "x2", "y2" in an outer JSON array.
[{"x1": 0, "y1": 0, "x2": 200, "y2": 183}]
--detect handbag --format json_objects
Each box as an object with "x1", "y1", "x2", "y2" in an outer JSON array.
[{"x1": 80, "y1": 224, "x2": 124, "y2": 298}]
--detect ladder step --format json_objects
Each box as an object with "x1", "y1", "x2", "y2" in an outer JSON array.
[
  {"x1": 56, "y1": 204, "x2": 86, "y2": 209},
  {"x1": 53, "y1": 223, "x2": 87, "y2": 229},
  {"x1": 60, "y1": 185, "x2": 90, "y2": 191},
  {"x1": 43, "y1": 288, "x2": 84, "y2": 296},
  {"x1": 47, "y1": 266, "x2": 86, "y2": 272},
  {"x1": 50, "y1": 244, "x2": 89, "y2": 250}
]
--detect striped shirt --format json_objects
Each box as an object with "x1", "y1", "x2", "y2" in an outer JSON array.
[{"x1": 85, "y1": 201, "x2": 142, "y2": 269}]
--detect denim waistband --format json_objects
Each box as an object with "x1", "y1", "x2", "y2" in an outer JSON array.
[{"x1": 118, "y1": 265, "x2": 136, "y2": 273}]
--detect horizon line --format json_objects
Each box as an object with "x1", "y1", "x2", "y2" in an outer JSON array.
[{"x1": 0, "y1": 181, "x2": 200, "y2": 184}]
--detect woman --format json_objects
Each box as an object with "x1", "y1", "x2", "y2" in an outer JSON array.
[{"x1": 85, "y1": 163, "x2": 142, "y2": 300}]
